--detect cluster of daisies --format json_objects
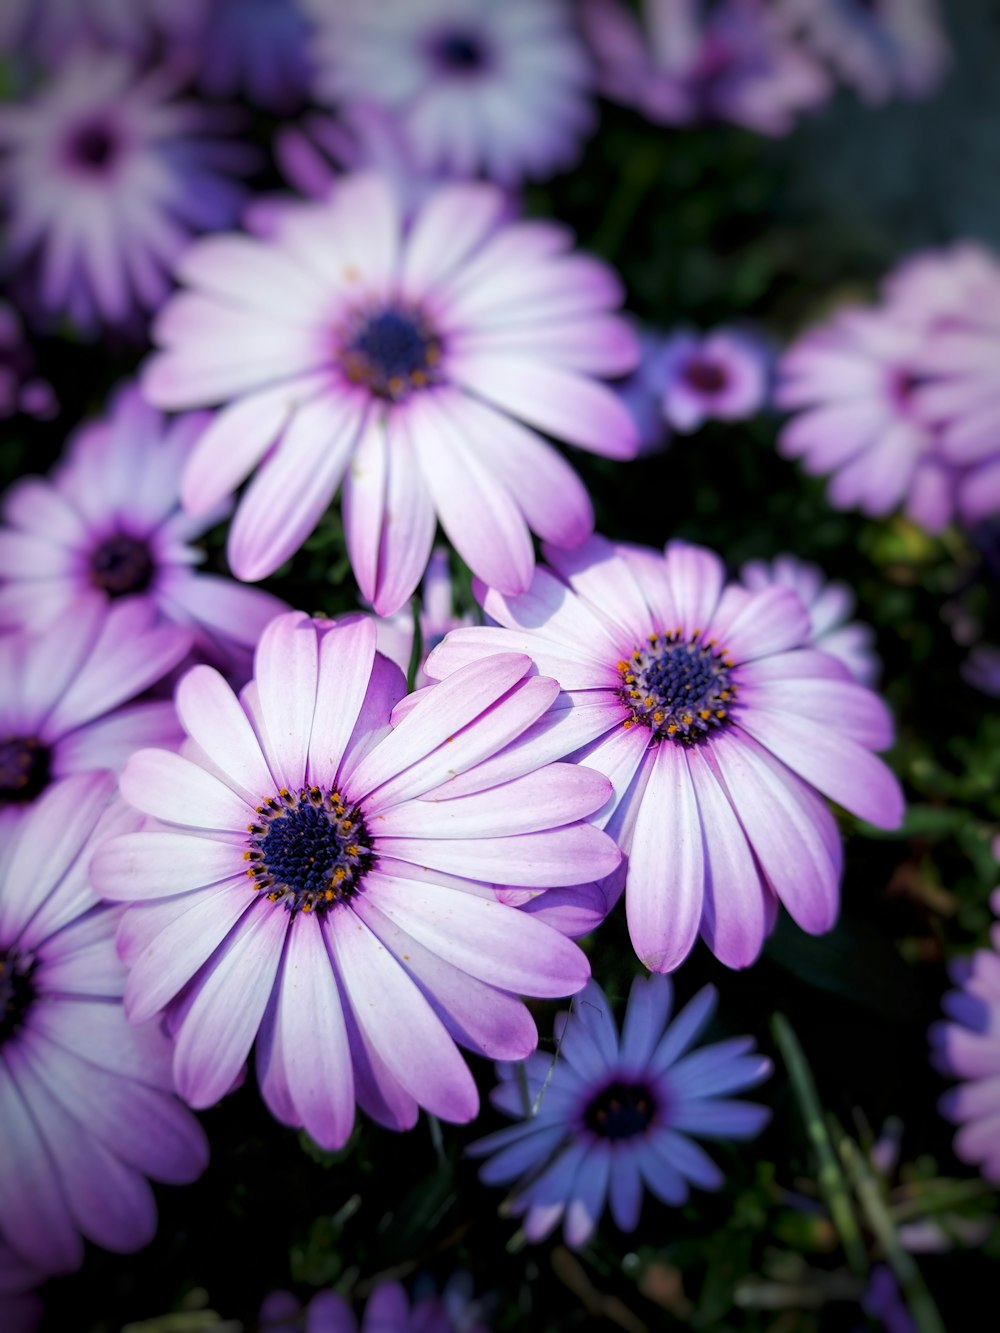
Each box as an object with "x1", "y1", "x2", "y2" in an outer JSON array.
[{"x1": 0, "y1": 0, "x2": 994, "y2": 1329}]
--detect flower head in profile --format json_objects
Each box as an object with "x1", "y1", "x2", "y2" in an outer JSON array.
[
  {"x1": 0, "y1": 600, "x2": 189, "y2": 835},
  {"x1": 93, "y1": 612, "x2": 619, "y2": 1145},
  {"x1": 470, "y1": 975, "x2": 770, "y2": 1247},
  {"x1": 930, "y1": 885, "x2": 1000, "y2": 1185},
  {"x1": 777, "y1": 244, "x2": 1000, "y2": 533},
  {"x1": 0, "y1": 0, "x2": 205, "y2": 66},
  {"x1": 0, "y1": 53, "x2": 253, "y2": 334},
  {"x1": 145, "y1": 172, "x2": 638, "y2": 608},
  {"x1": 581, "y1": 0, "x2": 830, "y2": 137},
  {"x1": 0, "y1": 773, "x2": 208, "y2": 1279},
  {"x1": 740, "y1": 554, "x2": 879, "y2": 685},
  {"x1": 0, "y1": 382, "x2": 285, "y2": 678},
  {"x1": 427, "y1": 534, "x2": 904, "y2": 973},
  {"x1": 304, "y1": 0, "x2": 595, "y2": 186},
  {"x1": 777, "y1": 0, "x2": 950, "y2": 104},
  {"x1": 661, "y1": 328, "x2": 770, "y2": 433},
  {"x1": 261, "y1": 1275, "x2": 489, "y2": 1333}
]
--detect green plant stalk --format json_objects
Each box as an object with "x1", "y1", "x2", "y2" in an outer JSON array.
[
  {"x1": 771, "y1": 1013, "x2": 867, "y2": 1276},
  {"x1": 406, "y1": 594, "x2": 424, "y2": 694}
]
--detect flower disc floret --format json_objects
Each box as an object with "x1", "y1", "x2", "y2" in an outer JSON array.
[
  {"x1": 338, "y1": 306, "x2": 443, "y2": 402},
  {"x1": 0, "y1": 948, "x2": 35, "y2": 1044},
  {"x1": 89, "y1": 534, "x2": 155, "y2": 597},
  {"x1": 0, "y1": 737, "x2": 50, "y2": 805},
  {"x1": 583, "y1": 1079, "x2": 659, "y2": 1141},
  {"x1": 619, "y1": 631, "x2": 736, "y2": 743},
  {"x1": 246, "y1": 788, "x2": 375, "y2": 912}
]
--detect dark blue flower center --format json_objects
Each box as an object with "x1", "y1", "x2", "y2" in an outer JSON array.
[
  {"x1": 89, "y1": 534, "x2": 155, "y2": 597},
  {"x1": 245, "y1": 788, "x2": 375, "y2": 915},
  {"x1": 584, "y1": 1079, "x2": 658, "y2": 1141},
  {"x1": 0, "y1": 736, "x2": 51, "y2": 805},
  {"x1": 339, "y1": 308, "x2": 443, "y2": 402},
  {"x1": 65, "y1": 117, "x2": 120, "y2": 172},
  {"x1": 432, "y1": 29, "x2": 488, "y2": 72},
  {"x1": 0, "y1": 949, "x2": 36, "y2": 1045},
  {"x1": 683, "y1": 358, "x2": 728, "y2": 395},
  {"x1": 618, "y1": 632, "x2": 737, "y2": 744}
]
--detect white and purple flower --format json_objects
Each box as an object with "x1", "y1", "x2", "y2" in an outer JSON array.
[
  {"x1": 581, "y1": 0, "x2": 830, "y2": 137},
  {"x1": 0, "y1": 53, "x2": 253, "y2": 334},
  {"x1": 0, "y1": 382, "x2": 286, "y2": 677},
  {"x1": 0, "y1": 772, "x2": 209, "y2": 1279},
  {"x1": 144, "y1": 171, "x2": 638, "y2": 608},
  {"x1": 304, "y1": 0, "x2": 595, "y2": 186},
  {"x1": 740, "y1": 553, "x2": 879, "y2": 685},
  {"x1": 93, "y1": 612, "x2": 620, "y2": 1144},
  {"x1": 427, "y1": 534, "x2": 904, "y2": 973},
  {"x1": 661, "y1": 328, "x2": 770, "y2": 433},
  {"x1": 470, "y1": 974, "x2": 770, "y2": 1247},
  {"x1": 0, "y1": 600, "x2": 189, "y2": 835}
]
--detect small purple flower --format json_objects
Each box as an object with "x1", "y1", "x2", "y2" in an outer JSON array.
[
  {"x1": 304, "y1": 0, "x2": 595, "y2": 187},
  {"x1": 740, "y1": 554, "x2": 880, "y2": 685},
  {"x1": 0, "y1": 382, "x2": 286, "y2": 677},
  {"x1": 427, "y1": 534, "x2": 904, "y2": 973},
  {"x1": 930, "y1": 886, "x2": 1000, "y2": 1185},
  {"x1": 469, "y1": 975, "x2": 770, "y2": 1247},
  {"x1": 0, "y1": 303, "x2": 57, "y2": 422},
  {"x1": 196, "y1": 0, "x2": 314, "y2": 114},
  {"x1": 0, "y1": 600, "x2": 189, "y2": 836},
  {"x1": 777, "y1": 0, "x2": 950, "y2": 104},
  {"x1": 261, "y1": 1276, "x2": 489, "y2": 1333},
  {"x1": 581, "y1": 0, "x2": 830, "y2": 137},
  {"x1": 661, "y1": 328, "x2": 770, "y2": 433},
  {"x1": 144, "y1": 171, "x2": 638, "y2": 607},
  {"x1": 93, "y1": 612, "x2": 619, "y2": 1143},
  {"x1": 778, "y1": 246, "x2": 1000, "y2": 532},
  {"x1": 373, "y1": 548, "x2": 475, "y2": 690},
  {"x1": 0, "y1": 772, "x2": 209, "y2": 1277},
  {"x1": 0, "y1": 0, "x2": 206, "y2": 66},
  {"x1": 0, "y1": 53, "x2": 253, "y2": 334}
]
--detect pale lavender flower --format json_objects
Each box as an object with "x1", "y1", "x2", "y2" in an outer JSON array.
[
  {"x1": 144, "y1": 171, "x2": 638, "y2": 608},
  {"x1": 0, "y1": 0, "x2": 206, "y2": 66},
  {"x1": 740, "y1": 554, "x2": 879, "y2": 685},
  {"x1": 930, "y1": 886, "x2": 1000, "y2": 1186},
  {"x1": 778, "y1": 245, "x2": 1000, "y2": 532},
  {"x1": 0, "y1": 303, "x2": 57, "y2": 422},
  {"x1": 196, "y1": 0, "x2": 314, "y2": 114},
  {"x1": 0, "y1": 382, "x2": 286, "y2": 677},
  {"x1": 777, "y1": 0, "x2": 950, "y2": 104},
  {"x1": 93, "y1": 612, "x2": 619, "y2": 1143},
  {"x1": 661, "y1": 328, "x2": 770, "y2": 433},
  {"x1": 261, "y1": 1276, "x2": 489, "y2": 1333},
  {"x1": 0, "y1": 53, "x2": 253, "y2": 334},
  {"x1": 372, "y1": 548, "x2": 475, "y2": 690},
  {"x1": 427, "y1": 534, "x2": 904, "y2": 973},
  {"x1": 0, "y1": 599, "x2": 189, "y2": 836},
  {"x1": 470, "y1": 975, "x2": 770, "y2": 1247},
  {"x1": 304, "y1": 0, "x2": 595, "y2": 186},
  {"x1": 581, "y1": 0, "x2": 830, "y2": 137},
  {"x1": 0, "y1": 772, "x2": 209, "y2": 1277}
]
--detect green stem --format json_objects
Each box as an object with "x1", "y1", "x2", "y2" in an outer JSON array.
[
  {"x1": 406, "y1": 594, "x2": 424, "y2": 694},
  {"x1": 771, "y1": 1014, "x2": 867, "y2": 1276}
]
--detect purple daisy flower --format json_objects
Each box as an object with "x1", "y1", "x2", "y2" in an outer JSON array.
[
  {"x1": 304, "y1": 0, "x2": 595, "y2": 187},
  {"x1": 661, "y1": 328, "x2": 770, "y2": 433},
  {"x1": 426, "y1": 534, "x2": 904, "y2": 972},
  {"x1": 0, "y1": 382, "x2": 286, "y2": 677},
  {"x1": 261, "y1": 1276, "x2": 489, "y2": 1333},
  {"x1": 930, "y1": 887, "x2": 1000, "y2": 1185},
  {"x1": 777, "y1": 0, "x2": 950, "y2": 104},
  {"x1": 144, "y1": 171, "x2": 638, "y2": 607},
  {"x1": 0, "y1": 599, "x2": 189, "y2": 836},
  {"x1": 0, "y1": 772, "x2": 209, "y2": 1277},
  {"x1": 372, "y1": 548, "x2": 475, "y2": 690},
  {"x1": 469, "y1": 975, "x2": 771, "y2": 1247},
  {"x1": 0, "y1": 303, "x2": 57, "y2": 423},
  {"x1": 0, "y1": 52, "x2": 253, "y2": 335},
  {"x1": 740, "y1": 554, "x2": 880, "y2": 686},
  {"x1": 580, "y1": 0, "x2": 830, "y2": 137},
  {"x1": 0, "y1": 0, "x2": 206, "y2": 66},
  {"x1": 196, "y1": 0, "x2": 314, "y2": 114},
  {"x1": 92, "y1": 612, "x2": 618, "y2": 1143}
]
